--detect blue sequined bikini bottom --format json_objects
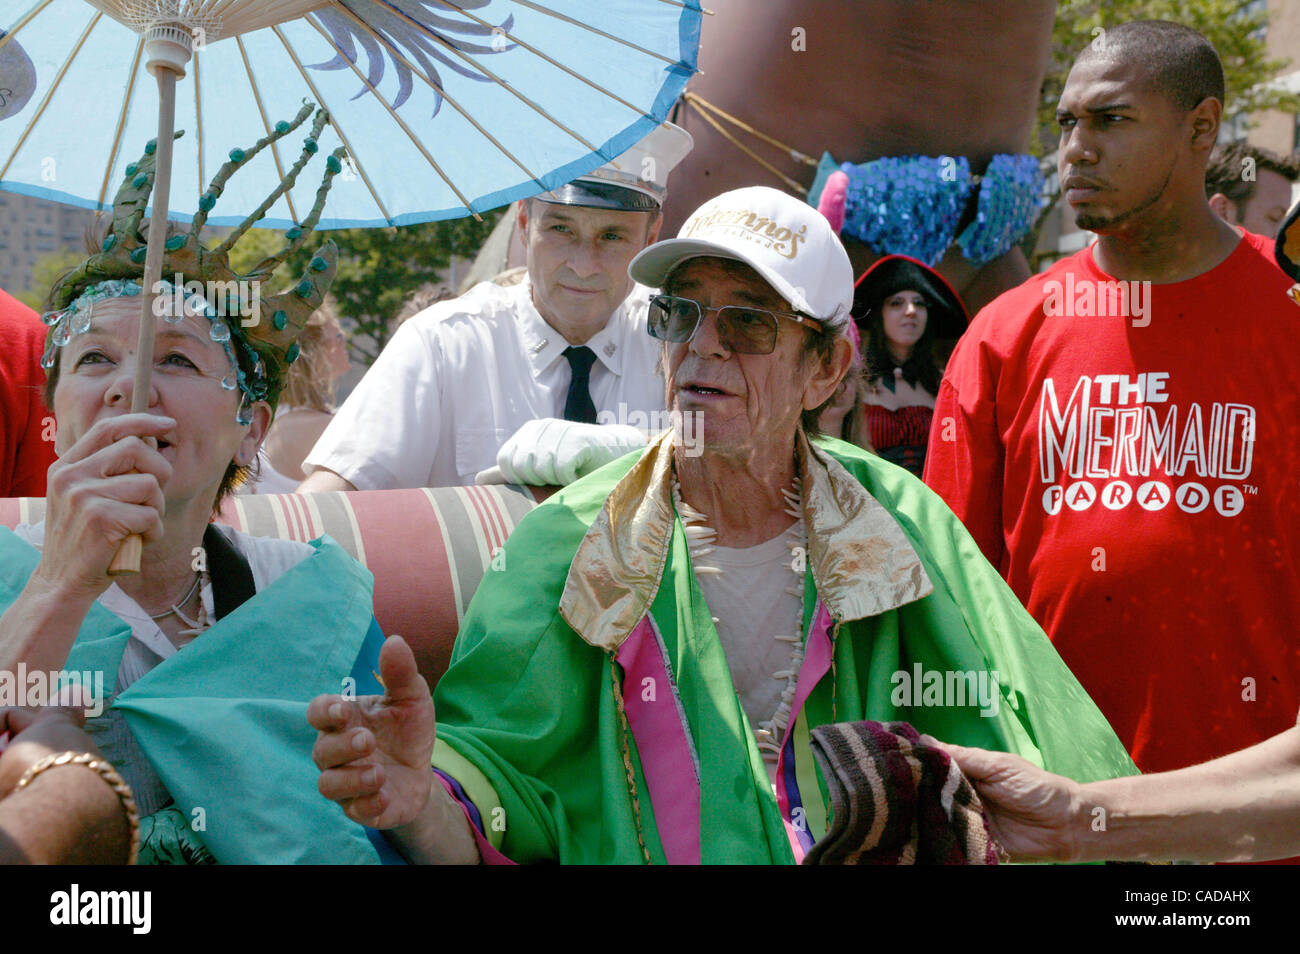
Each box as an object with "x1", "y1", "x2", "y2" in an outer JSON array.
[{"x1": 809, "y1": 152, "x2": 1046, "y2": 268}]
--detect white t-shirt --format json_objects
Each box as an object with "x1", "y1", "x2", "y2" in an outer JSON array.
[
  {"x1": 685, "y1": 513, "x2": 808, "y2": 787},
  {"x1": 247, "y1": 449, "x2": 302, "y2": 496},
  {"x1": 303, "y1": 278, "x2": 667, "y2": 489},
  {"x1": 240, "y1": 405, "x2": 315, "y2": 496},
  {"x1": 697, "y1": 534, "x2": 805, "y2": 738}
]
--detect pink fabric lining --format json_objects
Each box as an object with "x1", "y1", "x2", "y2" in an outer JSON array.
[
  {"x1": 615, "y1": 616, "x2": 701, "y2": 864},
  {"x1": 435, "y1": 774, "x2": 516, "y2": 865},
  {"x1": 774, "y1": 602, "x2": 835, "y2": 862},
  {"x1": 787, "y1": 604, "x2": 835, "y2": 739}
]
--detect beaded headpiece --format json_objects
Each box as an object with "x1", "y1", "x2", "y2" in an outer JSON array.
[{"x1": 41, "y1": 101, "x2": 346, "y2": 420}]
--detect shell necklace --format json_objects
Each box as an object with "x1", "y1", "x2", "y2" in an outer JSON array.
[{"x1": 672, "y1": 477, "x2": 808, "y2": 768}]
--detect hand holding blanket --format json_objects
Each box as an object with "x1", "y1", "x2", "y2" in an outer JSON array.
[{"x1": 804, "y1": 720, "x2": 1003, "y2": 865}]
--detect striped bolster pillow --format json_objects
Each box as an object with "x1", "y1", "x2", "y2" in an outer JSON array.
[{"x1": 2, "y1": 486, "x2": 536, "y2": 688}]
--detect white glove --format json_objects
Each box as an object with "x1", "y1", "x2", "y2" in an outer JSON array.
[{"x1": 480, "y1": 418, "x2": 647, "y2": 487}]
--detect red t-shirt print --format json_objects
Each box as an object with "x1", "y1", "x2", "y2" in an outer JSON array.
[{"x1": 924, "y1": 232, "x2": 1300, "y2": 777}]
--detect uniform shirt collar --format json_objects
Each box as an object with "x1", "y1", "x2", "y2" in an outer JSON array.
[{"x1": 514, "y1": 275, "x2": 631, "y2": 377}]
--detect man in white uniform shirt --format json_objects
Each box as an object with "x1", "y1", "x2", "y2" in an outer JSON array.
[{"x1": 298, "y1": 123, "x2": 693, "y2": 491}]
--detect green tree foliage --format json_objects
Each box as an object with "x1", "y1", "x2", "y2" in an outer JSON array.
[
  {"x1": 227, "y1": 212, "x2": 503, "y2": 365},
  {"x1": 18, "y1": 210, "x2": 501, "y2": 368},
  {"x1": 16, "y1": 248, "x2": 84, "y2": 311}
]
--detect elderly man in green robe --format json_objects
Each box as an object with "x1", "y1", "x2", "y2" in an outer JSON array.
[{"x1": 309, "y1": 186, "x2": 1136, "y2": 865}]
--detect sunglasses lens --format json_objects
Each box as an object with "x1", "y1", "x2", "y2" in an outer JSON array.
[
  {"x1": 649, "y1": 296, "x2": 700, "y2": 342},
  {"x1": 718, "y1": 307, "x2": 778, "y2": 354},
  {"x1": 648, "y1": 298, "x2": 782, "y2": 353}
]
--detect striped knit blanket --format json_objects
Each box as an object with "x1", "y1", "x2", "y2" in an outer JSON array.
[{"x1": 803, "y1": 720, "x2": 1002, "y2": 865}]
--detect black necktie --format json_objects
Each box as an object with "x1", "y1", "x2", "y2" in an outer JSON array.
[{"x1": 562, "y1": 346, "x2": 599, "y2": 423}]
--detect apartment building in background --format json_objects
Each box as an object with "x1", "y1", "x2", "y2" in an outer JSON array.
[{"x1": 0, "y1": 190, "x2": 96, "y2": 302}]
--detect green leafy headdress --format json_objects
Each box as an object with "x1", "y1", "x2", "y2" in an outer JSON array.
[{"x1": 41, "y1": 102, "x2": 346, "y2": 422}]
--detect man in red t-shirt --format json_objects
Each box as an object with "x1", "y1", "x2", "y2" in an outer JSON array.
[
  {"x1": 0, "y1": 287, "x2": 57, "y2": 497},
  {"x1": 925, "y1": 21, "x2": 1300, "y2": 778}
]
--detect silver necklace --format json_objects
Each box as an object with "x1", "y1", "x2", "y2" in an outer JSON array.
[{"x1": 145, "y1": 573, "x2": 202, "y2": 623}]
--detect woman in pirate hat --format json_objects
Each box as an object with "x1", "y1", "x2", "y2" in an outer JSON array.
[{"x1": 850, "y1": 254, "x2": 970, "y2": 477}]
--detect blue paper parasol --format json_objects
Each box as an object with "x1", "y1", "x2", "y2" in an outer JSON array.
[
  {"x1": 0, "y1": 1, "x2": 702, "y2": 227},
  {"x1": 0, "y1": 0, "x2": 700, "y2": 572}
]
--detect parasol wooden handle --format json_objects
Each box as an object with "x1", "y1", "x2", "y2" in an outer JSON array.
[
  {"x1": 107, "y1": 64, "x2": 180, "y2": 576},
  {"x1": 108, "y1": 536, "x2": 144, "y2": 576},
  {"x1": 108, "y1": 431, "x2": 162, "y2": 575}
]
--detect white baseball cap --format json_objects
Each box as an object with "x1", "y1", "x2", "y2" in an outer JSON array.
[
  {"x1": 539, "y1": 122, "x2": 694, "y2": 212},
  {"x1": 628, "y1": 186, "x2": 854, "y2": 330}
]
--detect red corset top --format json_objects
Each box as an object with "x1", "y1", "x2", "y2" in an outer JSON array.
[{"x1": 862, "y1": 404, "x2": 935, "y2": 478}]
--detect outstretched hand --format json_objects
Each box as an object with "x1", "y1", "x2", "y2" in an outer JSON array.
[
  {"x1": 930, "y1": 739, "x2": 1083, "y2": 862},
  {"x1": 308, "y1": 635, "x2": 436, "y2": 830}
]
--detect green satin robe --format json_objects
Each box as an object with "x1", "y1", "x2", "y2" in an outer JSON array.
[{"x1": 432, "y1": 433, "x2": 1138, "y2": 864}]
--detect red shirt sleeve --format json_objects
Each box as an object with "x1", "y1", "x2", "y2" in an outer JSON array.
[
  {"x1": 923, "y1": 328, "x2": 1006, "y2": 572},
  {"x1": 1, "y1": 290, "x2": 57, "y2": 498}
]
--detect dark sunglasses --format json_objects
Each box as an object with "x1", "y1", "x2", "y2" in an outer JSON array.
[{"x1": 647, "y1": 295, "x2": 823, "y2": 355}]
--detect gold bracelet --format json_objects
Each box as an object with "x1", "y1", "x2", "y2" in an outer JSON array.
[{"x1": 15, "y1": 751, "x2": 140, "y2": 865}]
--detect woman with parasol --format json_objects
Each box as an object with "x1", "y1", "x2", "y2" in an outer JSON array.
[{"x1": 0, "y1": 111, "x2": 397, "y2": 864}]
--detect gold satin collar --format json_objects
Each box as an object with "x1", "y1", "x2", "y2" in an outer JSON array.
[{"x1": 559, "y1": 430, "x2": 933, "y2": 651}]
